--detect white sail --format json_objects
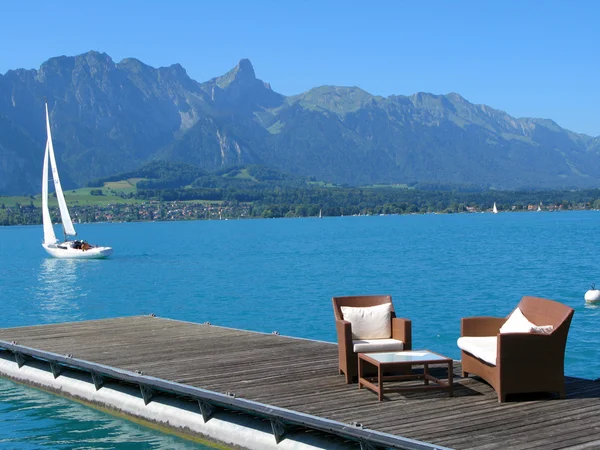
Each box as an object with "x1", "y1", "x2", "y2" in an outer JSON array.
[
  {"x1": 493, "y1": 202, "x2": 498, "y2": 214},
  {"x1": 41, "y1": 140, "x2": 57, "y2": 245},
  {"x1": 45, "y1": 103, "x2": 76, "y2": 237}
]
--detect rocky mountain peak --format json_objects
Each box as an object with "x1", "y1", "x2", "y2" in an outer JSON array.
[
  {"x1": 446, "y1": 92, "x2": 468, "y2": 103},
  {"x1": 72, "y1": 51, "x2": 115, "y2": 72},
  {"x1": 236, "y1": 58, "x2": 255, "y2": 79},
  {"x1": 37, "y1": 51, "x2": 116, "y2": 82},
  {"x1": 168, "y1": 63, "x2": 187, "y2": 76},
  {"x1": 80, "y1": 50, "x2": 113, "y2": 63},
  {"x1": 118, "y1": 57, "x2": 152, "y2": 73},
  {"x1": 215, "y1": 58, "x2": 256, "y2": 89},
  {"x1": 203, "y1": 58, "x2": 283, "y2": 110}
]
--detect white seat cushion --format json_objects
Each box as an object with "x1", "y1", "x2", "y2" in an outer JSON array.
[
  {"x1": 457, "y1": 336, "x2": 497, "y2": 366},
  {"x1": 340, "y1": 303, "x2": 392, "y2": 339},
  {"x1": 353, "y1": 338, "x2": 404, "y2": 353}
]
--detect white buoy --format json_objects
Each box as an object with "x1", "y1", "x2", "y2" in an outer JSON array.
[{"x1": 584, "y1": 283, "x2": 600, "y2": 303}]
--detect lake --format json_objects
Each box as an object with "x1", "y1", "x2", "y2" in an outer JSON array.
[{"x1": 1, "y1": 211, "x2": 599, "y2": 448}]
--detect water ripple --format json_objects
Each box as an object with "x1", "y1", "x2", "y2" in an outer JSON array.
[{"x1": 1, "y1": 212, "x2": 600, "y2": 445}]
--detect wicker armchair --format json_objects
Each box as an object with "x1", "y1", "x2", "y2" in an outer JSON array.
[
  {"x1": 458, "y1": 296, "x2": 574, "y2": 402},
  {"x1": 332, "y1": 295, "x2": 412, "y2": 383}
]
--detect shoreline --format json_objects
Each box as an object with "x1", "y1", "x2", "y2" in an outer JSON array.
[{"x1": 0, "y1": 205, "x2": 592, "y2": 228}]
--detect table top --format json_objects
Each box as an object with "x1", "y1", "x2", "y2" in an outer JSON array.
[{"x1": 359, "y1": 350, "x2": 450, "y2": 364}]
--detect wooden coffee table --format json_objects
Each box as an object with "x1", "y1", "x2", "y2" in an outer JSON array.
[{"x1": 358, "y1": 350, "x2": 454, "y2": 401}]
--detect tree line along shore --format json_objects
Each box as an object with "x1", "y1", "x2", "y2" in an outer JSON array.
[{"x1": 2, "y1": 185, "x2": 600, "y2": 226}]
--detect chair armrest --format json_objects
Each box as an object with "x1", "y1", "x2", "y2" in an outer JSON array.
[
  {"x1": 498, "y1": 332, "x2": 556, "y2": 362},
  {"x1": 335, "y1": 319, "x2": 353, "y2": 345},
  {"x1": 392, "y1": 318, "x2": 412, "y2": 350},
  {"x1": 461, "y1": 317, "x2": 506, "y2": 337}
]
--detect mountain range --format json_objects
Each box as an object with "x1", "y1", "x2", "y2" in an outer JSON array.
[{"x1": 1, "y1": 50, "x2": 599, "y2": 195}]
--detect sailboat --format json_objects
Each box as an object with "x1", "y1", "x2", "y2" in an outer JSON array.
[
  {"x1": 537, "y1": 202, "x2": 542, "y2": 212},
  {"x1": 319, "y1": 209, "x2": 322, "y2": 219},
  {"x1": 41, "y1": 102, "x2": 113, "y2": 259},
  {"x1": 492, "y1": 202, "x2": 498, "y2": 214}
]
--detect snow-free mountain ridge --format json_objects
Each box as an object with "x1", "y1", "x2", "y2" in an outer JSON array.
[{"x1": 0, "y1": 51, "x2": 598, "y2": 194}]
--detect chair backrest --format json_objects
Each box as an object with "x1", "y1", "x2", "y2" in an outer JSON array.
[
  {"x1": 517, "y1": 296, "x2": 574, "y2": 337},
  {"x1": 332, "y1": 295, "x2": 394, "y2": 321}
]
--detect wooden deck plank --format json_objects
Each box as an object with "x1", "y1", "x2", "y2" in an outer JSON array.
[
  {"x1": 442, "y1": 410, "x2": 600, "y2": 449},
  {"x1": 0, "y1": 315, "x2": 597, "y2": 450},
  {"x1": 394, "y1": 397, "x2": 597, "y2": 436}
]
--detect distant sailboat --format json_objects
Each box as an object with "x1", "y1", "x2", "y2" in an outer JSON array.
[
  {"x1": 492, "y1": 202, "x2": 498, "y2": 214},
  {"x1": 319, "y1": 209, "x2": 322, "y2": 219},
  {"x1": 41, "y1": 101, "x2": 113, "y2": 259},
  {"x1": 537, "y1": 202, "x2": 542, "y2": 212}
]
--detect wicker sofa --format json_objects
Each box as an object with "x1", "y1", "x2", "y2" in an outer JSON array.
[{"x1": 457, "y1": 296, "x2": 574, "y2": 402}]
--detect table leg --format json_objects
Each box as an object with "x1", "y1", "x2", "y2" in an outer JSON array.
[
  {"x1": 378, "y1": 363, "x2": 383, "y2": 401},
  {"x1": 358, "y1": 357, "x2": 363, "y2": 390},
  {"x1": 448, "y1": 360, "x2": 454, "y2": 397},
  {"x1": 424, "y1": 363, "x2": 429, "y2": 385}
]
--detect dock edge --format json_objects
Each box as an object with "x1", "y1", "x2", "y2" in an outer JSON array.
[{"x1": 0, "y1": 340, "x2": 451, "y2": 450}]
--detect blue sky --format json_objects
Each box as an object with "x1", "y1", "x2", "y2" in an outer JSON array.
[{"x1": 1, "y1": 0, "x2": 598, "y2": 136}]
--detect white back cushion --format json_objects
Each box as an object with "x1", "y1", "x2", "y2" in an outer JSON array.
[
  {"x1": 340, "y1": 303, "x2": 392, "y2": 339},
  {"x1": 499, "y1": 307, "x2": 554, "y2": 334},
  {"x1": 532, "y1": 325, "x2": 554, "y2": 335}
]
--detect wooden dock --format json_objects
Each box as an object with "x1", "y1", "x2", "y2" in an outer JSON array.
[{"x1": 0, "y1": 316, "x2": 599, "y2": 449}]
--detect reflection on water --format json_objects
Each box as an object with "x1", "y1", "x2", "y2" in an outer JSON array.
[{"x1": 35, "y1": 259, "x2": 87, "y2": 323}]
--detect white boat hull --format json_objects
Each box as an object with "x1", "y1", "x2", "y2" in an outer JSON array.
[
  {"x1": 584, "y1": 289, "x2": 600, "y2": 303},
  {"x1": 43, "y1": 243, "x2": 113, "y2": 259}
]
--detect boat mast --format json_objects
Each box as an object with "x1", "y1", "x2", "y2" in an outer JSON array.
[{"x1": 45, "y1": 99, "x2": 77, "y2": 239}]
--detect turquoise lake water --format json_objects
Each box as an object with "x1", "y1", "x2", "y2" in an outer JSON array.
[{"x1": 1, "y1": 211, "x2": 600, "y2": 448}]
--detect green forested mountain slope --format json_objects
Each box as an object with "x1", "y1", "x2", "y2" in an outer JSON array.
[{"x1": 0, "y1": 51, "x2": 598, "y2": 195}]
